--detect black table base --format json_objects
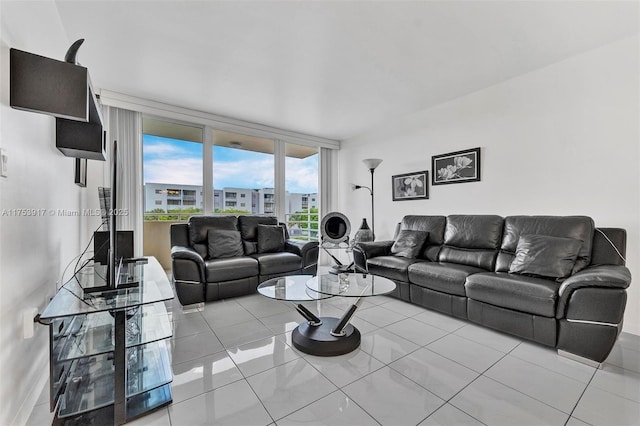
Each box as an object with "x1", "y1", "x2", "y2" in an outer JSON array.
[{"x1": 291, "y1": 317, "x2": 361, "y2": 356}]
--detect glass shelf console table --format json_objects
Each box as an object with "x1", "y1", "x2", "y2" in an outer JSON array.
[{"x1": 38, "y1": 256, "x2": 174, "y2": 425}]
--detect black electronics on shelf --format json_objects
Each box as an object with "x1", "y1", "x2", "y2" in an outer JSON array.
[{"x1": 9, "y1": 46, "x2": 106, "y2": 160}]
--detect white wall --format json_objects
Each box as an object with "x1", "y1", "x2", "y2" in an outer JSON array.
[
  {"x1": 0, "y1": 2, "x2": 101, "y2": 424},
  {"x1": 340, "y1": 36, "x2": 640, "y2": 335}
]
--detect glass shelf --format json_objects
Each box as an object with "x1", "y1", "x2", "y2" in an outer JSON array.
[
  {"x1": 57, "y1": 303, "x2": 172, "y2": 361},
  {"x1": 57, "y1": 340, "x2": 172, "y2": 418},
  {"x1": 40, "y1": 257, "x2": 173, "y2": 320}
]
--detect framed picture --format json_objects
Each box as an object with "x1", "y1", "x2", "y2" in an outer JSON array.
[
  {"x1": 432, "y1": 147, "x2": 481, "y2": 185},
  {"x1": 74, "y1": 158, "x2": 87, "y2": 187},
  {"x1": 392, "y1": 171, "x2": 429, "y2": 201}
]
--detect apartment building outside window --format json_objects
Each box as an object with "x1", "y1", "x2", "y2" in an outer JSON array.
[{"x1": 142, "y1": 120, "x2": 321, "y2": 242}]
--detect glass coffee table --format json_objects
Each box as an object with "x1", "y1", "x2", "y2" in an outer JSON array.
[{"x1": 257, "y1": 273, "x2": 396, "y2": 356}]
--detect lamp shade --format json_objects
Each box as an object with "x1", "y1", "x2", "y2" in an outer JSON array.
[{"x1": 362, "y1": 158, "x2": 383, "y2": 170}]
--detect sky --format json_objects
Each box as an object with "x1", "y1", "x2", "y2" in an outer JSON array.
[{"x1": 143, "y1": 134, "x2": 318, "y2": 193}]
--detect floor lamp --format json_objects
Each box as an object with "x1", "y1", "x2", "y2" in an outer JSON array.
[{"x1": 353, "y1": 158, "x2": 383, "y2": 240}]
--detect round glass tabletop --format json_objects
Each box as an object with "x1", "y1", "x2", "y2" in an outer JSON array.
[
  {"x1": 306, "y1": 273, "x2": 396, "y2": 297},
  {"x1": 257, "y1": 275, "x2": 334, "y2": 301}
]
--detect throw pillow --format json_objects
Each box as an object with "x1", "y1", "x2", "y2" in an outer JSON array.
[
  {"x1": 208, "y1": 229, "x2": 244, "y2": 259},
  {"x1": 390, "y1": 230, "x2": 429, "y2": 259},
  {"x1": 509, "y1": 234, "x2": 582, "y2": 279},
  {"x1": 257, "y1": 224, "x2": 286, "y2": 253}
]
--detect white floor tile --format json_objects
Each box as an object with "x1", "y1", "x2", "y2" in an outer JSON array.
[
  {"x1": 511, "y1": 341, "x2": 596, "y2": 383},
  {"x1": 390, "y1": 347, "x2": 479, "y2": 400},
  {"x1": 305, "y1": 348, "x2": 385, "y2": 387},
  {"x1": 604, "y1": 344, "x2": 640, "y2": 374},
  {"x1": 201, "y1": 300, "x2": 256, "y2": 330},
  {"x1": 355, "y1": 305, "x2": 407, "y2": 327},
  {"x1": 127, "y1": 407, "x2": 171, "y2": 425},
  {"x1": 259, "y1": 310, "x2": 305, "y2": 334},
  {"x1": 349, "y1": 316, "x2": 379, "y2": 335},
  {"x1": 227, "y1": 335, "x2": 300, "y2": 377},
  {"x1": 171, "y1": 351, "x2": 244, "y2": 404},
  {"x1": 168, "y1": 380, "x2": 272, "y2": 425},
  {"x1": 384, "y1": 317, "x2": 449, "y2": 347},
  {"x1": 426, "y1": 334, "x2": 505, "y2": 373},
  {"x1": 214, "y1": 319, "x2": 277, "y2": 348},
  {"x1": 277, "y1": 390, "x2": 379, "y2": 426},
  {"x1": 237, "y1": 294, "x2": 293, "y2": 318},
  {"x1": 382, "y1": 299, "x2": 430, "y2": 317},
  {"x1": 616, "y1": 332, "x2": 640, "y2": 353},
  {"x1": 25, "y1": 402, "x2": 54, "y2": 426},
  {"x1": 484, "y1": 355, "x2": 587, "y2": 413},
  {"x1": 412, "y1": 309, "x2": 468, "y2": 332},
  {"x1": 342, "y1": 366, "x2": 444, "y2": 426},
  {"x1": 247, "y1": 358, "x2": 337, "y2": 420},
  {"x1": 169, "y1": 330, "x2": 225, "y2": 365},
  {"x1": 453, "y1": 323, "x2": 522, "y2": 353},
  {"x1": 418, "y1": 403, "x2": 484, "y2": 426},
  {"x1": 450, "y1": 376, "x2": 568, "y2": 426},
  {"x1": 359, "y1": 328, "x2": 420, "y2": 364},
  {"x1": 573, "y1": 385, "x2": 640, "y2": 426},
  {"x1": 591, "y1": 363, "x2": 640, "y2": 402},
  {"x1": 172, "y1": 314, "x2": 212, "y2": 339},
  {"x1": 565, "y1": 417, "x2": 591, "y2": 426}
]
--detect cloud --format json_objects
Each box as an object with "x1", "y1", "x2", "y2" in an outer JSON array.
[
  {"x1": 144, "y1": 157, "x2": 203, "y2": 186},
  {"x1": 285, "y1": 158, "x2": 318, "y2": 193},
  {"x1": 143, "y1": 141, "x2": 186, "y2": 157},
  {"x1": 143, "y1": 138, "x2": 318, "y2": 193},
  {"x1": 213, "y1": 158, "x2": 275, "y2": 189}
]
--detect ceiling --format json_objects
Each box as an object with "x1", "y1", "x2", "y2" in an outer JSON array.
[{"x1": 53, "y1": 1, "x2": 638, "y2": 141}]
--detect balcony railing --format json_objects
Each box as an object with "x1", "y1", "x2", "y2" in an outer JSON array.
[{"x1": 285, "y1": 212, "x2": 319, "y2": 242}]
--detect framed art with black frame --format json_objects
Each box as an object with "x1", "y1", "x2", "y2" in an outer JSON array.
[
  {"x1": 432, "y1": 147, "x2": 481, "y2": 185},
  {"x1": 392, "y1": 170, "x2": 429, "y2": 201}
]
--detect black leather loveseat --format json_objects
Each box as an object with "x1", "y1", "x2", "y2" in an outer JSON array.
[
  {"x1": 171, "y1": 215, "x2": 318, "y2": 305},
  {"x1": 354, "y1": 215, "x2": 631, "y2": 362}
]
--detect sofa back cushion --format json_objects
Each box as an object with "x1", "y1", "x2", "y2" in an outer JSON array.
[
  {"x1": 398, "y1": 215, "x2": 446, "y2": 261},
  {"x1": 496, "y1": 216, "x2": 594, "y2": 274},
  {"x1": 208, "y1": 229, "x2": 244, "y2": 259},
  {"x1": 189, "y1": 215, "x2": 238, "y2": 258},
  {"x1": 509, "y1": 234, "x2": 583, "y2": 279},
  {"x1": 257, "y1": 224, "x2": 286, "y2": 253},
  {"x1": 391, "y1": 230, "x2": 429, "y2": 259},
  {"x1": 238, "y1": 215, "x2": 279, "y2": 254},
  {"x1": 439, "y1": 215, "x2": 504, "y2": 270}
]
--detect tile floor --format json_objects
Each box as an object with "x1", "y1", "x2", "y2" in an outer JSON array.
[{"x1": 28, "y1": 293, "x2": 640, "y2": 425}]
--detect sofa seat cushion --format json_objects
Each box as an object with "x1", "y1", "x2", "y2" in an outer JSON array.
[
  {"x1": 205, "y1": 256, "x2": 259, "y2": 283},
  {"x1": 252, "y1": 252, "x2": 302, "y2": 275},
  {"x1": 408, "y1": 262, "x2": 485, "y2": 296},
  {"x1": 465, "y1": 272, "x2": 559, "y2": 317},
  {"x1": 367, "y1": 256, "x2": 422, "y2": 282}
]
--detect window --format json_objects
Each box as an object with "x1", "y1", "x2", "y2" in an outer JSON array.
[
  {"x1": 143, "y1": 118, "x2": 203, "y2": 225},
  {"x1": 212, "y1": 130, "x2": 273, "y2": 214},
  {"x1": 285, "y1": 143, "x2": 319, "y2": 241}
]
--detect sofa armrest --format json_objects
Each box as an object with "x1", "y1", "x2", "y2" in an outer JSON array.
[
  {"x1": 286, "y1": 240, "x2": 319, "y2": 271},
  {"x1": 171, "y1": 246, "x2": 205, "y2": 282},
  {"x1": 353, "y1": 241, "x2": 394, "y2": 272},
  {"x1": 556, "y1": 265, "x2": 631, "y2": 319},
  {"x1": 170, "y1": 246, "x2": 206, "y2": 305}
]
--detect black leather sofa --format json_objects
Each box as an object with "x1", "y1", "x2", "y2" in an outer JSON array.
[
  {"x1": 171, "y1": 215, "x2": 319, "y2": 305},
  {"x1": 354, "y1": 215, "x2": 631, "y2": 362}
]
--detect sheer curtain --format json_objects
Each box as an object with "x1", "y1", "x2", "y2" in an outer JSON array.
[
  {"x1": 102, "y1": 106, "x2": 143, "y2": 256},
  {"x1": 319, "y1": 147, "x2": 340, "y2": 266}
]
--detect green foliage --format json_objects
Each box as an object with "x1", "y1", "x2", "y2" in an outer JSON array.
[
  {"x1": 144, "y1": 207, "x2": 203, "y2": 221},
  {"x1": 288, "y1": 208, "x2": 319, "y2": 240}
]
